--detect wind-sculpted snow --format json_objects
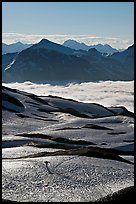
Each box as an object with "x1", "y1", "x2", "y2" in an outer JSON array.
[
  {"x1": 2, "y1": 92, "x2": 25, "y2": 113},
  {"x1": 2, "y1": 86, "x2": 134, "y2": 202}
]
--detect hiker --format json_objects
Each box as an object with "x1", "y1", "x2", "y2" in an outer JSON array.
[{"x1": 45, "y1": 161, "x2": 50, "y2": 167}]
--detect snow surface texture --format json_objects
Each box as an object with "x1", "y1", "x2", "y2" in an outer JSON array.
[{"x1": 2, "y1": 85, "x2": 134, "y2": 202}]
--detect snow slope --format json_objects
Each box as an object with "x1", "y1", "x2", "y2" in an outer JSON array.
[{"x1": 2, "y1": 86, "x2": 134, "y2": 202}]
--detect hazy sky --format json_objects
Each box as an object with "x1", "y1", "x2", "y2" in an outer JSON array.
[{"x1": 2, "y1": 2, "x2": 134, "y2": 48}]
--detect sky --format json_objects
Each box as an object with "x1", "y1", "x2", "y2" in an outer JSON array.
[{"x1": 2, "y1": 2, "x2": 134, "y2": 49}]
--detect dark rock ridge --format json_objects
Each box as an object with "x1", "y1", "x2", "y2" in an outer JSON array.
[{"x1": 95, "y1": 186, "x2": 134, "y2": 203}]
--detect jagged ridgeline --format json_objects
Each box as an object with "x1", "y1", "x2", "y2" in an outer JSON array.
[{"x1": 2, "y1": 39, "x2": 134, "y2": 83}]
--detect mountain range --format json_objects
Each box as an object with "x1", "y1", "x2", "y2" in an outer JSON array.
[
  {"x1": 2, "y1": 42, "x2": 32, "y2": 55},
  {"x1": 2, "y1": 40, "x2": 124, "y2": 55},
  {"x1": 2, "y1": 39, "x2": 134, "y2": 83},
  {"x1": 63, "y1": 39, "x2": 121, "y2": 55}
]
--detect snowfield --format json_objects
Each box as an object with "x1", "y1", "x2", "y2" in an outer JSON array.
[
  {"x1": 2, "y1": 84, "x2": 134, "y2": 202},
  {"x1": 2, "y1": 156, "x2": 134, "y2": 202}
]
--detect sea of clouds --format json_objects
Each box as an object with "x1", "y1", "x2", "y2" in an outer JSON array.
[
  {"x1": 3, "y1": 80, "x2": 134, "y2": 113},
  {"x1": 2, "y1": 33, "x2": 134, "y2": 49}
]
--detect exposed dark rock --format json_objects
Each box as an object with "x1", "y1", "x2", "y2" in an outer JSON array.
[
  {"x1": 95, "y1": 186, "x2": 134, "y2": 203},
  {"x1": 82, "y1": 124, "x2": 113, "y2": 130}
]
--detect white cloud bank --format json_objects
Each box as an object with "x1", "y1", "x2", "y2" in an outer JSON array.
[
  {"x1": 2, "y1": 33, "x2": 134, "y2": 49},
  {"x1": 3, "y1": 81, "x2": 134, "y2": 113}
]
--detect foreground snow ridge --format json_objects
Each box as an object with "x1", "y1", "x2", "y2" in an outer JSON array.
[{"x1": 2, "y1": 86, "x2": 134, "y2": 202}]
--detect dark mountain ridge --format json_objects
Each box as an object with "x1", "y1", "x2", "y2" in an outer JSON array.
[{"x1": 2, "y1": 39, "x2": 134, "y2": 83}]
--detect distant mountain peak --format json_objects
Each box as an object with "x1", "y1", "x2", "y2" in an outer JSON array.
[
  {"x1": 32, "y1": 38, "x2": 60, "y2": 49},
  {"x1": 63, "y1": 39, "x2": 89, "y2": 52},
  {"x1": 88, "y1": 47, "x2": 98, "y2": 52},
  {"x1": 88, "y1": 48, "x2": 102, "y2": 57},
  {"x1": 33, "y1": 39, "x2": 53, "y2": 47},
  {"x1": 12, "y1": 41, "x2": 23, "y2": 45},
  {"x1": 39, "y1": 38, "x2": 52, "y2": 44},
  {"x1": 64, "y1": 39, "x2": 81, "y2": 44},
  {"x1": 31, "y1": 38, "x2": 75, "y2": 55},
  {"x1": 11, "y1": 41, "x2": 32, "y2": 46},
  {"x1": 63, "y1": 39, "x2": 118, "y2": 54},
  {"x1": 2, "y1": 41, "x2": 32, "y2": 55}
]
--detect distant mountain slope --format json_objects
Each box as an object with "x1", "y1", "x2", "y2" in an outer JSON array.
[
  {"x1": 2, "y1": 47, "x2": 91, "y2": 82},
  {"x1": 2, "y1": 52, "x2": 18, "y2": 71},
  {"x1": 109, "y1": 44, "x2": 134, "y2": 61},
  {"x1": 108, "y1": 44, "x2": 134, "y2": 79},
  {"x1": 93, "y1": 43, "x2": 118, "y2": 55},
  {"x1": 63, "y1": 39, "x2": 89, "y2": 51},
  {"x1": 2, "y1": 39, "x2": 134, "y2": 83},
  {"x1": 2, "y1": 42, "x2": 32, "y2": 55},
  {"x1": 63, "y1": 39, "x2": 118, "y2": 55},
  {"x1": 2, "y1": 52, "x2": 19, "y2": 82}
]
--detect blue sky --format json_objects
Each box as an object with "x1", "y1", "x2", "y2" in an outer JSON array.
[{"x1": 2, "y1": 2, "x2": 134, "y2": 48}]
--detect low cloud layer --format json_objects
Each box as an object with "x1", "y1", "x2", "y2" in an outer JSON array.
[
  {"x1": 2, "y1": 33, "x2": 134, "y2": 49},
  {"x1": 3, "y1": 81, "x2": 134, "y2": 112}
]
